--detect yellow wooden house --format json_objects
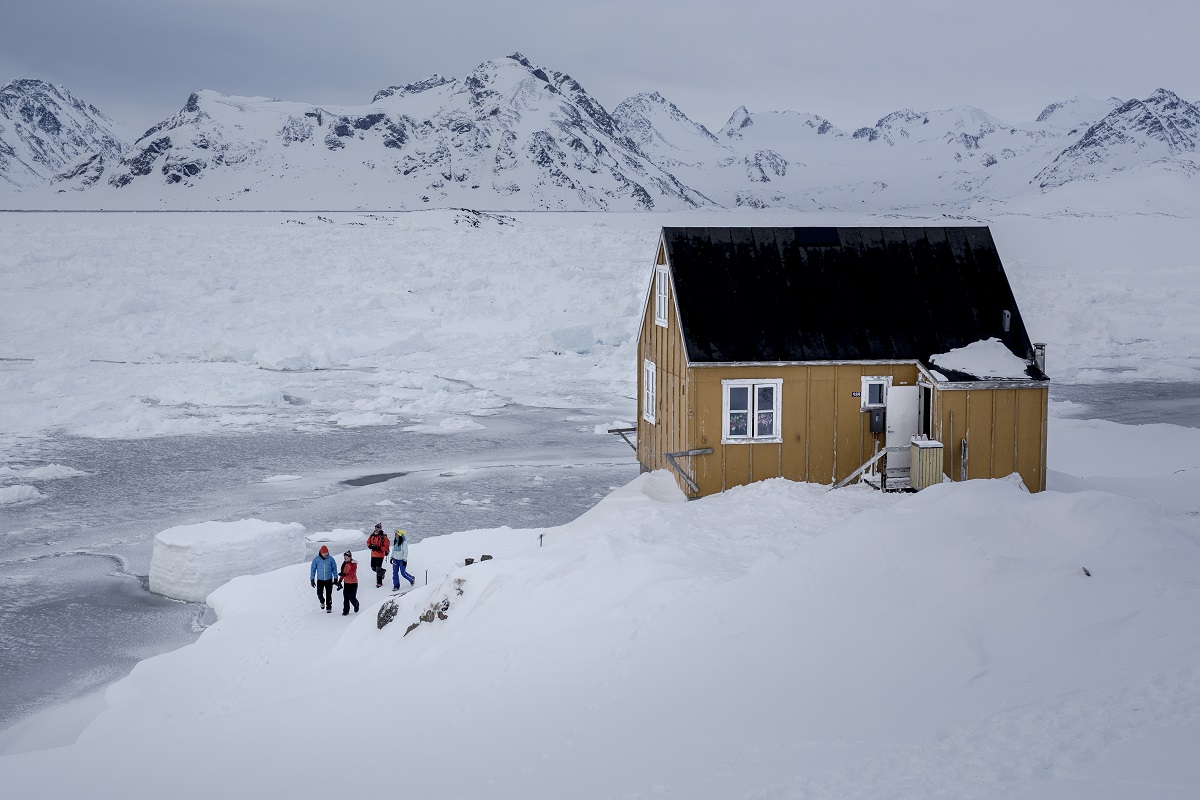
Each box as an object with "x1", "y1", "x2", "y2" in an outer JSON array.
[{"x1": 636, "y1": 227, "x2": 1048, "y2": 497}]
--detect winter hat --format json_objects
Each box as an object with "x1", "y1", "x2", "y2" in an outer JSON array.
[
  {"x1": 395, "y1": 529, "x2": 405, "y2": 537},
  {"x1": 319, "y1": 545, "x2": 329, "y2": 556},
  {"x1": 343, "y1": 550, "x2": 353, "y2": 558}
]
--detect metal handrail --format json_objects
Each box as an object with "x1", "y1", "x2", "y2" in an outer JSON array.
[
  {"x1": 833, "y1": 446, "x2": 909, "y2": 490},
  {"x1": 607, "y1": 427, "x2": 637, "y2": 452},
  {"x1": 663, "y1": 448, "x2": 713, "y2": 495}
]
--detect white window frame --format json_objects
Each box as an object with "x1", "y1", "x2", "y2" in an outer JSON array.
[
  {"x1": 654, "y1": 264, "x2": 669, "y2": 327},
  {"x1": 643, "y1": 360, "x2": 657, "y2": 424},
  {"x1": 721, "y1": 378, "x2": 783, "y2": 444},
  {"x1": 861, "y1": 375, "x2": 892, "y2": 410}
]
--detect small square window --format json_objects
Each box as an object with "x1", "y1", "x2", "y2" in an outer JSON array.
[{"x1": 861, "y1": 376, "x2": 891, "y2": 410}]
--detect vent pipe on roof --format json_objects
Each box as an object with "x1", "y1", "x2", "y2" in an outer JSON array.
[
  {"x1": 1033, "y1": 343, "x2": 1046, "y2": 375},
  {"x1": 1002, "y1": 310, "x2": 1011, "y2": 332}
]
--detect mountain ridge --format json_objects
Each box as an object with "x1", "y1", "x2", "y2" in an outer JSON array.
[
  {"x1": 4, "y1": 58, "x2": 1197, "y2": 212},
  {"x1": 0, "y1": 79, "x2": 132, "y2": 189}
]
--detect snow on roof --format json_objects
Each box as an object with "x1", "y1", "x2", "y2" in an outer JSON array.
[{"x1": 927, "y1": 337, "x2": 1035, "y2": 381}]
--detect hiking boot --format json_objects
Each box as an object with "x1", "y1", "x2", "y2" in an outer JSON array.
[{"x1": 326, "y1": 606, "x2": 332, "y2": 613}]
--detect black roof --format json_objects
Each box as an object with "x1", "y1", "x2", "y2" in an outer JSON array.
[{"x1": 661, "y1": 226, "x2": 1045, "y2": 380}]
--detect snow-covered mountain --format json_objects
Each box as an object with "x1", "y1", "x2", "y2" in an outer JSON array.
[
  {"x1": 0, "y1": 79, "x2": 131, "y2": 189},
  {"x1": 611, "y1": 91, "x2": 721, "y2": 167},
  {"x1": 1035, "y1": 88, "x2": 1200, "y2": 188},
  {"x1": 648, "y1": 90, "x2": 1200, "y2": 213},
  {"x1": 3, "y1": 59, "x2": 1197, "y2": 213},
  {"x1": 1033, "y1": 94, "x2": 1123, "y2": 133},
  {"x1": 49, "y1": 54, "x2": 709, "y2": 211}
]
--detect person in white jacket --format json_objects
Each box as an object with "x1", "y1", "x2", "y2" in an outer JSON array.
[{"x1": 391, "y1": 529, "x2": 416, "y2": 590}]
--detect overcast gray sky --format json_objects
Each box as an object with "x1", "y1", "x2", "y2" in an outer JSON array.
[{"x1": 2, "y1": 0, "x2": 1196, "y2": 134}]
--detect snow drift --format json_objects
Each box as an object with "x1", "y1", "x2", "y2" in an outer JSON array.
[{"x1": 148, "y1": 519, "x2": 305, "y2": 602}]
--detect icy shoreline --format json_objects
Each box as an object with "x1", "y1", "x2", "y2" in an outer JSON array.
[{"x1": 0, "y1": 407, "x2": 638, "y2": 738}]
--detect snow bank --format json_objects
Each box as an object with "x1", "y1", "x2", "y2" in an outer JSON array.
[{"x1": 148, "y1": 519, "x2": 305, "y2": 602}]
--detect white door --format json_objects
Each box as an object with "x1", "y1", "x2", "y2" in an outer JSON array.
[{"x1": 886, "y1": 386, "x2": 919, "y2": 470}]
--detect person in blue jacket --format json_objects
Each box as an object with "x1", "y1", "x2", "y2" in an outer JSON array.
[
  {"x1": 310, "y1": 545, "x2": 338, "y2": 613},
  {"x1": 391, "y1": 529, "x2": 415, "y2": 591}
]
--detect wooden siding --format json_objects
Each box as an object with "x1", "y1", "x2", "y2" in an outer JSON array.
[
  {"x1": 685, "y1": 363, "x2": 920, "y2": 496},
  {"x1": 932, "y1": 385, "x2": 1047, "y2": 492},
  {"x1": 636, "y1": 243, "x2": 693, "y2": 494}
]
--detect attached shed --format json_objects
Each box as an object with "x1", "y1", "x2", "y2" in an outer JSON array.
[{"x1": 636, "y1": 226, "x2": 1049, "y2": 497}]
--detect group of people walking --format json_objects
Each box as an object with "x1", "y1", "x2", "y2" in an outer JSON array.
[{"x1": 309, "y1": 524, "x2": 417, "y2": 616}]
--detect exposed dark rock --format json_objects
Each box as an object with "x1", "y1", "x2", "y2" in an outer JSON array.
[
  {"x1": 125, "y1": 136, "x2": 172, "y2": 176},
  {"x1": 377, "y1": 599, "x2": 398, "y2": 629},
  {"x1": 372, "y1": 75, "x2": 452, "y2": 102},
  {"x1": 354, "y1": 113, "x2": 385, "y2": 131}
]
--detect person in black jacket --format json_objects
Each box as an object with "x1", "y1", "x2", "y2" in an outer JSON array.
[{"x1": 366, "y1": 523, "x2": 390, "y2": 588}]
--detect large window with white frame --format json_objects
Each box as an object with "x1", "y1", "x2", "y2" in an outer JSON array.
[
  {"x1": 654, "y1": 264, "x2": 669, "y2": 327},
  {"x1": 643, "y1": 360, "x2": 657, "y2": 423},
  {"x1": 721, "y1": 379, "x2": 782, "y2": 443}
]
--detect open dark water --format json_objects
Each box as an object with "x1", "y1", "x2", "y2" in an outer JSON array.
[
  {"x1": 0, "y1": 407, "x2": 638, "y2": 733},
  {"x1": 1051, "y1": 381, "x2": 1200, "y2": 428}
]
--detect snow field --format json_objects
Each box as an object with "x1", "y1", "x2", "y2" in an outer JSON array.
[
  {"x1": 148, "y1": 519, "x2": 306, "y2": 602},
  {"x1": 6, "y1": 464, "x2": 1200, "y2": 798}
]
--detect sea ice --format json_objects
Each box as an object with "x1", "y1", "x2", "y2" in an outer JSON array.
[
  {"x1": 148, "y1": 519, "x2": 306, "y2": 602},
  {"x1": 305, "y1": 528, "x2": 363, "y2": 545},
  {"x1": 0, "y1": 485, "x2": 45, "y2": 506}
]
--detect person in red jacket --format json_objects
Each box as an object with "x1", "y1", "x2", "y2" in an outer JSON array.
[
  {"x1": 366, "y1": 523, "x2": 390, "y2": 588},
  {"x1": 337, "y1": 550, "x2": 360, "y2": 615}
]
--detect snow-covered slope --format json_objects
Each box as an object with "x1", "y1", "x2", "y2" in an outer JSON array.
[
  {"x1": 1033, "y1": 94, "x2": 1124, "y2": 132},
  {"x1": 47, "y1": 54, "x2": 709, "y2": 211},
  {"x1": 0, "y1": 79, "x2": 131, "y2": 189},
  {"x1": 5, "y1": 451, "x2": 1200, "y2": 797},
  {"x1": 611, "y1": 91, "x2": 723, "y2": 166},
  {"x1": 1035, "y1": 88, "x2": 1200, "y2": 188}
]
